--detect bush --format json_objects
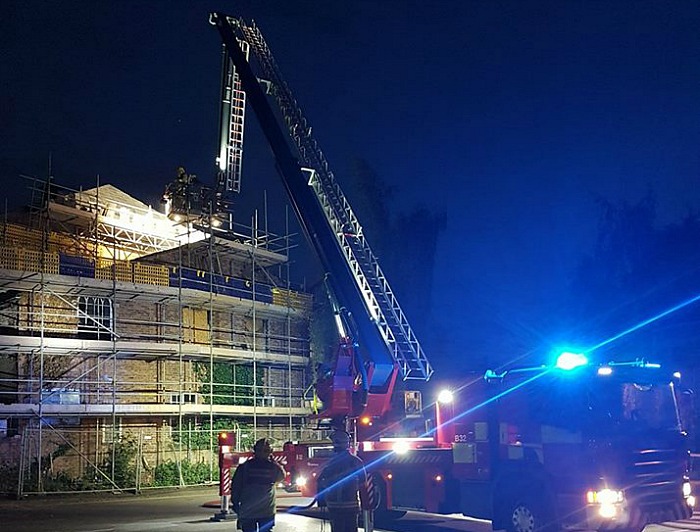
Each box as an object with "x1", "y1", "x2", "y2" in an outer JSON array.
[
  {"x1": 0, "y1": 463, "x2": 18, "y2": 495},
  {"x1": 153, "y1": 459, "x2": 215, "y2": 486},
  {"x1": 94, "y1": 436, "x2": 138, "y2": 489}
]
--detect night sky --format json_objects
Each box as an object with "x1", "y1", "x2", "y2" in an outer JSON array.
[{"x1": 3, "y1": 1, "x2": 700, "y2": 377}]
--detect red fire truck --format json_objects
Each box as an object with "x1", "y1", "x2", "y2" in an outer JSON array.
[
  {"x1": 208, "y1": 14, "x2": 694, "y2": 532},
  {"x1": 295, "y1": 355, "x2": 694, "y2": 532}
]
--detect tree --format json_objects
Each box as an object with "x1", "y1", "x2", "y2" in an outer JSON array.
[
  {"x1": 569, "y1": 193, "x2": 700, "y2": 367},
  {"x1": 345, "y1": 158, "x2": 446, "y2": 335}
]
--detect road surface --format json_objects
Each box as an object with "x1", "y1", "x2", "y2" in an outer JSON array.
[{"x1": 0, "y1": 486, "x2": 698, "y2": 532}]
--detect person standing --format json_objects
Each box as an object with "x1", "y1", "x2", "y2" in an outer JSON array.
[
  {"x1": 231, "y1": 438, "x2": 285, "y2": 532},
  {"x1": 316, "y1": 430, "x2": 370, "y2": 532}
]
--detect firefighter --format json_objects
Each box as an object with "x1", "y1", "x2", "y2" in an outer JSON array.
[
  {"x1": 231, "y1": 438, "x2": 285, "y2": 532},
  {"x1": 316, "y1": 430, "x2": 370, "y2": 532}
]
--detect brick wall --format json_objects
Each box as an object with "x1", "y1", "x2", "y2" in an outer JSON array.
[{"x1": 117, "y1": 300, "x2": 158, "y2": 341}]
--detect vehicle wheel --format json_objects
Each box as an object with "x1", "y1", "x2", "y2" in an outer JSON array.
[
  {"x1": 372, "y1": 476, "x2": 407, "y2": 522},
  {"x1": 500, "y1": 493, "x2": 556, "y2": 532}
]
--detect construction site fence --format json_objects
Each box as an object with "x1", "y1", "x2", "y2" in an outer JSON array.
[
  {"x1": 4, "y1": 423, "x2": 321, "y2": 497},
  {"x1": 0, "y1": 244, "x2": 312, "y2": 312}
]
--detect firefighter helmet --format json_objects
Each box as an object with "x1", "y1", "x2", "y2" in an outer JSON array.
[{"x1": 330, "y1": 430, "x2": 351, "y2": 449}]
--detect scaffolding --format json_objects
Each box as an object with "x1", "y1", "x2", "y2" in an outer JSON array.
[{"x1": 0, "y1": 176, "x2": 318, "y2": 495}]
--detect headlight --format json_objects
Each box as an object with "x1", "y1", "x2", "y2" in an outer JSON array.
[
  {"x1": 296, "y1": 475, "x2": 307, "y2": 487},
  {"x1": 392, "y1": 440, "x2": 410, "y2": 455},
  {"x1": 586, "y1": 488, "x2": 624, "y2": 505},
  {"x1": 683, "y1": 481, "x2": 692, "y2": 498},
  {"x1": 683, "y1": 481, "x2": 695, "y2": 507},
  {"x1": 586, "y1": 488, "x2": 624, "y2": 520}
]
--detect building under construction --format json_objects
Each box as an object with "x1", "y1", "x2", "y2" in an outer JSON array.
[
  {"x1": 0, "y1": 177, "x2": 316, "y2": 495},
  {"x1": 0, "y1": 11, "x2": 434, "y2": 497}
]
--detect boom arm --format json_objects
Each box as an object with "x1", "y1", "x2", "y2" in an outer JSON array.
[{"x1": 209, "y1": 13, "x2": 432, "y2": 420}]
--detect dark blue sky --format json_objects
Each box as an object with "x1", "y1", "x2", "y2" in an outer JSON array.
[{"x1": 3, "y1": 1, "x2": 700, "y2": 374}]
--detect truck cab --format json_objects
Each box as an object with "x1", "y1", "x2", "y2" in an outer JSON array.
[{"x1": 446, "y1": 358, "x2": 694, "y2": 532}]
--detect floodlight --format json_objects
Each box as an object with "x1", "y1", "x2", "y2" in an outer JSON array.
[{"x1": 437, "y1": 389, "x2": 454, "y2": 404}]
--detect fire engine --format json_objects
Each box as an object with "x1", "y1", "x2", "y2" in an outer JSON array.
[
  {"x1": 206, "y1": 13, "x2": 694, "y2": 532},
  {"x1": 366, "y1": 355, "x2": 694, "y2": 531},
  {"x1": 291, "y1": 354, "x2": 695, "y2": 532}
]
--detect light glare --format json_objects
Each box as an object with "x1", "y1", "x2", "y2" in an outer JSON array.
[
  {"x1": 684, "y1": 481, "x2": 692, "y2": 497},
  {"x1": 555, "y1": 352, "x2": 588, "y2": 370},
  {"x1": 393, "y1": 440, "x2": 410, "y2": 455},
  {"x1": 587, "y1": 488, "x2": 623, "y2": 505},
  {"x1": 437, "y1": 389, "x2": 454, "y2": 404},
  {"x1": 599, "y1": 503, "x2": 617, "y2": 519}
]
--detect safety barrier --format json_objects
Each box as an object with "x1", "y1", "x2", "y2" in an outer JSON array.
[
  {"x1": 1, "y1": 223, "x2": 85, "y2": 256},
  {"x1": 21, "y1": 249, "x2": 60, "y2": 275},
  {"x1": 272, "y1": 287, "x2": 312, "y2": 312},
  {"x1": 59, "y1": 254, "x2": 95, "y2": 277},
  {"x1": 95, "y1": 258, "x2": 132, "y2": 282},
  {"x1": 170, "y1": 266, "x2": 275, "y2": 303},
  {"x1": 0, "y1": 247, "x2": 60, "y2": 274},
  {"x1": 133, "y1": 262, "x2": 169, "y2": 286},
  {"x1": 1, "y1": 224, "x2": 43, "y2": 249},
  {"x1": 0, "y1": 246, "x2": 307, "y2": 310}
]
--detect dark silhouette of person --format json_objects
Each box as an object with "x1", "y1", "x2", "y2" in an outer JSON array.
[
  {"x1": 316, "y1": 430, "x2": 370, "y2": 532},
  {"x1": 231, "y1": 438, "x2": 285, "y2": 532}
]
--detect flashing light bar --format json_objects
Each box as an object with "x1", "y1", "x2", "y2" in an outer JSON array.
[{"x1": 555, "y1": 352, "x2": 588, "y2": 370}]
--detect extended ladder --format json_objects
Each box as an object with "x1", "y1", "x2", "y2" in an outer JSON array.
[
  {"x1": 219, "y1": 15, "x2": 432, "y2": 381},
  {"x1": 216, "y1": 41, "x2": 249, "y2": 194}
]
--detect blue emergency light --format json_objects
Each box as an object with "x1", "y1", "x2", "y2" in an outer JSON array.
[{"x1": 555, "y1": 352, "x2": 588, "y2": 371}]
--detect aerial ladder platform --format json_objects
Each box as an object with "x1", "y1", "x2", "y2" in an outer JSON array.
[{"x1": 210, "y1": 13, "x2": 433, "y2": 421}]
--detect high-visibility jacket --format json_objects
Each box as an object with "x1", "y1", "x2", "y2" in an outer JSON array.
[
  {"x1": 231, "y1": 457, "x2": 285, "y2": 518},
  {"x1": 316, "y1": 450, "x2": 369, "y2": 511}
]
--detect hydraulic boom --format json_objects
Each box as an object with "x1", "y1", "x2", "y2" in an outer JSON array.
[{"x1": 209, "y1": 13, "x2": 432, "y2": 422}]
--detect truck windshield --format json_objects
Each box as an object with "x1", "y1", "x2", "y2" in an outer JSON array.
[{"x1": 586, "y1": 379, "x2": 681, "y2": 433}]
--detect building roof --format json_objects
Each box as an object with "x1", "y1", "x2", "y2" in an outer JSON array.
[{"x1": 72, "y1": 184, "x2": 155, "y2": 214}]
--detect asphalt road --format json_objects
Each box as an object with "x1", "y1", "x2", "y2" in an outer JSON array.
[
  {"x1": 0, "y1": 486, "x2": 488, "y2": 532},
  {"x1": 1, "y1": 487, "x2": 699, "y2": 532}
]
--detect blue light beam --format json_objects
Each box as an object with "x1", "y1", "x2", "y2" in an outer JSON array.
[
  {"x1": 587, "y1": 292, "x2": 700, "y2": 353},
  {"x1": 424, "y1": 368, "x2": 551, "y2": 439}
]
